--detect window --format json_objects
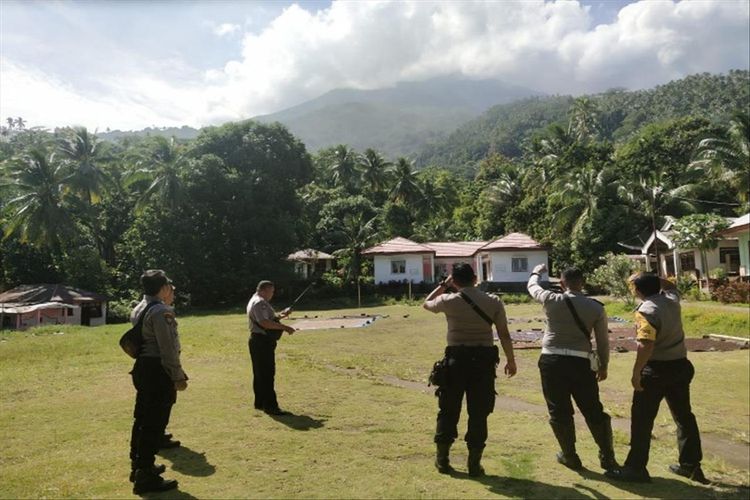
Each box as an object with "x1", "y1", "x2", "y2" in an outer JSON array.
[
  {"x1": 679, "y1": 252, "x2": 696, "y2": 271},
  {"x1": 391, "y1": 260, "x2": 406, "y2": 274},
  {"x1": 67, "y1": 307, "x2": 74, "y2": 317},
  {"x1": 511, "y1": 257, "x2": 528, "y2": 273}
]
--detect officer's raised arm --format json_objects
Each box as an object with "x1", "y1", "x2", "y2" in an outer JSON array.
[{"x1": 527, "y1": 263, "x2": 555, "y2": 303}]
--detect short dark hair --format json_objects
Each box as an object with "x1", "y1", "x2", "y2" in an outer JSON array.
[
  {"x1": 256, "y1": 280, "x2": 275, "y2": 292},
  {"x1": 141, "y1": 269, "x2": 171, "y2": 296},
  {"x1": 452, "y1": 263, "x2": 476, "y2": 287},
  {"x1": 632, "y1": 273, "x2": 660, "y2": 297},
  {"x1": 561, "y1": 268, "x2": 584, "y2": 287}
]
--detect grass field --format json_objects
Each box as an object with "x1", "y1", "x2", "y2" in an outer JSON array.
[{"x1": 1, "y1": 302, "x2": 748, "y2": 499}]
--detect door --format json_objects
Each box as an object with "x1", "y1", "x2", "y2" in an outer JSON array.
[{"x1": 422, "y1": 256, "x2": 433, "y2": 282}]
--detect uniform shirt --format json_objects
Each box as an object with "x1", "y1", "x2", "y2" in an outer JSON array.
[
  {"x1": 527, "y1": 274, "x2": 609, "y2": 369},
  {"x1": 424, "y1": 286, "x2": 506, "y2": 346},
  {"x1": 131, "y1": 296, "x2": 187, "y2": 382},
  {"x1": 634, "y1": 290, "x2": 688, "y2": 361},
  {"x1": 247, "y1": 293, "x2": 276, "y2": 335}
]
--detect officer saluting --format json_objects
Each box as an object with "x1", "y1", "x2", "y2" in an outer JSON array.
[
  {"x1": 129, "y1": 270, "x2": 187, "y2": 494},
  {"x1": 607, "y1": 273, "x2": 708, "y2": 484},
  {"x1": 527, "y1": 264, "x2": 618, "y2": 472}
]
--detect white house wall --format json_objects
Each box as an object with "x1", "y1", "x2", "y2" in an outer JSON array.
[
  {"x1": 487, "y1": 251, "x2": 548, "y2": 282},
  {"x1": 373, "y1": 254, "x2": 427, "y2": 284}
]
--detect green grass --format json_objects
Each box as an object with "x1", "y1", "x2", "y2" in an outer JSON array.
[
  {"x1": 1, "y1": 303, "x2": 748, "y2": 498},
  {"x1": 605, "y1": 300, "x2": 750, "y2": 338}
]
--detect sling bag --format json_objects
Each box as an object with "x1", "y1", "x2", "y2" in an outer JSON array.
[
  {"x1": 563, "y1": 296, "x2": 600, "y2": 371},
  {"x1": 459, "y1": 291, "x2": 493, "y2": 326},
  {"x1": 119, "y1": 301, "x2": 160, "y2": 359}
]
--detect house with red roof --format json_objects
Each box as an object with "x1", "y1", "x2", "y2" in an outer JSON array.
[{"x1": 361, "y1": 233, "x2": 548, "y2": 288}]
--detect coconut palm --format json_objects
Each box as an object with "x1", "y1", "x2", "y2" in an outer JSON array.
[
  {"x1": 125, "y1": 136, "x2": 187, "y2": 211},
  {"x1": 328, "y1": 145, "x2": 359, "y2": 191},
  {"x1": 357, "y1": 148, "x2": 392, "y2": 193},
  {"x1": 57, "y1": 126, "x2": 109, "y2": 204},
  {"x1": 389, "y1": 157, "x2": 422, "y2": 205},
  {"x1": 548, "y1": 164, "x2": 611, "y2": 236},
  {"x1": 1, "y1": 149, "x2": 73, "y2": 256},
  {"x1": 568, "y1": 97, "x2": 600, "y2": 142},
  {"x1": 691, "y1": 112, "x2": 750, "y2": 210}
]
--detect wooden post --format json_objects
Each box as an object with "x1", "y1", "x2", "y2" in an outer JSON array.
[
  {"x1": 408, "y1": 280, "x2": 412, "y2": 301},
  {"x1": 357, "y1": 278, "x2": 362, "y2": 309}
]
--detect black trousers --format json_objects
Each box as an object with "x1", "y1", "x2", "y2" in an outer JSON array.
[
  {"x1": 434, "y1": 345, "x2": 498, "y2": 450},
  {"x1": 129, "y1": 357, "x2": 176, "y2": 469},
  {"x1": 625, "y1": 358, "x2": 702, "y2": 470},
  {"x1": 538, "y1": 354, "x2": 610, "y2": 427},
  {"x1": 249, "y1": 333, "x2": 279, "y2": 411}
]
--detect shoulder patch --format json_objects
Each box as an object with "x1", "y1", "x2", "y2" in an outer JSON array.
[{"x1": 634, "y1": 311, "x2": 657, "y2": 341}]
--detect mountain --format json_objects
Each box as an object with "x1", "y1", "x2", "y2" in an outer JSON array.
[
  {"x1": 253, "y1": 75, "x2": 541, "y2": 158},
  {"x1": 99, "y1": 125, "x2": 201, "y2": 142},
  {"x1": 417, "y1": 70, "x2": 750, "y2": 170}
]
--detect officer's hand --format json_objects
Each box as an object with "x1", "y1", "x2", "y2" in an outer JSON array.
[
  {"x1": 631, "y1": 373, "x2": 643, "y2": 392},
  {"x1": 284, "y1": 325, "x2": 296, "y2": 335},
  {"x1": 175, "y1": 379, "x2": 188, "y2": 391},
  {"x1": 532, "y1": 264, "x2": 547, "y2": 275},
  {"x1": 280, "y1": 307, "x2": 292, "y2": 318},
  {"x1": 504, "y1": 360, "x2": 517, "y2": 377},
  {"x1": 597, "y1": 368, "x2": 608, "y2": 382}
]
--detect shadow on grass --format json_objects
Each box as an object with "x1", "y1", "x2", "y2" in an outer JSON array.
[
  {"x1": 269, "y1": 412, "x2": 327, "y2": 431},
  {"x1": 158, "y1": 445, "x2": 216, "y2": 477},
  {"x1": 140, "y1": 488, "x2": 199, "y2": 500},
  {"x1": 453, "y1": 468, "x2": 748, "y2": 499}
]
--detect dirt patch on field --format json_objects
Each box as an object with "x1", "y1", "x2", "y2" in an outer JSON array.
[
  {"x1": 290, "y1": 314, "x2": 384, "y2": 330},
  {"x1": 508, "y1": 327, "x2": 748, "y2": 352}
]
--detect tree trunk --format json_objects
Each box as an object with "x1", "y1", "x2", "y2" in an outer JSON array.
[
  {"x1": 700, "y1": 249, "x2": 710, "y2": 293},
  {"x1": 650, "y1": 196, "x2": 660, "y2": 277}
]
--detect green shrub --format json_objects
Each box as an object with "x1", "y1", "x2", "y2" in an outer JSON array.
[
  {"x1": 589, "y1": 253, "x2": 640, "y2": 306},
  {"x1": 496, "y1": 293, "x2": 533, "y2": 304},
  {"x1": 675, "y1": 273, "x2": 697, "y2": 296}
]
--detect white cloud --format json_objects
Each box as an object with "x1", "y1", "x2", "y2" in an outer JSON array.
[
  {"x1": 213, "y1": 22, "x2": 241, "y2": 37},
  {"x1": 2, "y1": 0, "x2": 748, "y2": 130}
]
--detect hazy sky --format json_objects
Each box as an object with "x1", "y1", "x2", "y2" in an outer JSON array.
[{"x1": 1, "y1": 0, "x2": 748, "y2": 131}]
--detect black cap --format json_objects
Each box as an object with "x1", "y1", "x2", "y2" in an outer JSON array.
[{"x1": 141, "y1": 269, "x2": 172, "y2": 296}]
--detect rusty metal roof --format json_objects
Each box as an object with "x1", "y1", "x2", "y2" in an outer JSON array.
[
  {"x1": 0, "y1": 284, "x2": 108, "y2": 304},
  {"x1": 361, "y1": 237, "x2": 434, "y2": 255},
  {"x1": 287, "y1": 249, "x2": 335, "y2": 261},
  {"x1": 425, "y1": 241, "x2": 487, "y2": 258}
]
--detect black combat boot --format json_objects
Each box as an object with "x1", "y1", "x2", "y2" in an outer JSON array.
[
  {"x1": 435, "y1": 442, "x2": 454, "y2": 474},
  {"x1": 550, "y1": 421, "x2": 583, "y2": 470},
  {"x1": 467, "y1": 448, "x2": 485, "y2": 477},
  {"x1": 587, "y1": 417, "x2": 619, "y2": 471},
  {"x1": 669, "y1": 463, "x2": 710, "y2": 484},
  {"x1": 129, "y1": 462, "x2": 166, "y2": 482},
  {"x1": 132, "y1": 468, "x2": 178, "y2": 495}
]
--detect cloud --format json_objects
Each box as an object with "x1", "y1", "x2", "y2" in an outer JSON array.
[
  {"x1": 2, "y1": 0, "x2": 748, "y2": 130},
  {"x1": 213, "y1": 22, "x2": 241, "y2": 37}
]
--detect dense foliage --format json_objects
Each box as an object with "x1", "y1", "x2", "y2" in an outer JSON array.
[{"x1": 1, "y1": 71, "x2": 747, "y2": 310}]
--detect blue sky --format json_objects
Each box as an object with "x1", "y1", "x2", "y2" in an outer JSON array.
[{"x1": 1, "y1": 0, "x2": 747, "y2": 130}]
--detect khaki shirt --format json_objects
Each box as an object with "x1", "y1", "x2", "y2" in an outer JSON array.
[
  {"x1": 527, "y1": 274, "x2": 609, "y2": 369},
  {"x1": 247, "y1": 293, "x2": 276, "y2": 335},
  {"x1": 635, "y1": 290, "x2": 688, "y2": 361},
  {"x1": 424, "y1": 286, "x2": 506, "y2": 346},
  {"x1": 131, "y1": 296, "x2": 187, "y2": 382}
]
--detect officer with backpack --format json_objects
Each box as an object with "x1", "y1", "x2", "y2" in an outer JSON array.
[
  {"x1": 527, "y1": 264, "x2": 618, "y2": 473},
  {"x1": 423, "y1": 263, "x2": 516, "y2": 477},
  {"x1": 128, "y1": 270, "x2": 188, "y2": 494}
]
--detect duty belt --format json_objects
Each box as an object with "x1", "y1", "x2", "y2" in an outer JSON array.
[{"x1": 541, "y1": 346, "x2": 589, "y2": 359}]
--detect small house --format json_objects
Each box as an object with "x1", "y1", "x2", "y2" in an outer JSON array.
[
  {"x1": 475, "y1": 233, "x2": 549, "y2": 290},
  {"x1": 0, "y1": 284, "x2": 108, "y2": 330},
  {"x1": 287, "y1": 249, "x2": 335, "y2": 279}
]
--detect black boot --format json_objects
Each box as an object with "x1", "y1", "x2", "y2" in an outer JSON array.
[
  {"x1": 129, "y1": 462, "x2": 166, "y2": 482},
  {"x1": 435, "y1": 442, "x2": 454, "y2": 474},
  {"x1": 132, "y1": 468, "x2": 178, "y2": 495},
  {"x1": 587, "y1": 417, "x2": 619, "y2": 471},
  {"x1": 550, "y1": 421, "x2": 583, "y2": 470},
  {"x1": 467, "y1": 448, "x2": 485, "y2": 477}
]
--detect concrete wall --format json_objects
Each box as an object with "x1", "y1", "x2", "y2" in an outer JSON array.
[
  {"x1": 373, "y1": 254, "x2": 428, "y2": 284},
  {"x1": 485, "y1": 250, "x2": 548, "y2": 282},
  {"x1": 739, "y1": 233, "x2": 749, "y2": 277}
]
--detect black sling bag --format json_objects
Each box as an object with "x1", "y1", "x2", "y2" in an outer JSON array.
[
  {"x1": 119, "y1": 301, "x2": 160, "y2": 359},
  {"x1": 563, "y1": 296, "x2": 600, "y2": 371},
  {"x1": 459, "y1": 291, "x2": 493, "y2": 326}
]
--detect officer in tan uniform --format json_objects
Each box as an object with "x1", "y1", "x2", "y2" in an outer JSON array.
[
  {"x1": 423, "y1": 263, "x2": 516, "y2": 477},
  {"x1": 528, "y1": 264, "x2": 618, "y2": 472},
  {"x1": 607, "y1": 273, "x2": 708, "y2": 484},
  {"x1": 129, "y1": 270, "x2": 188, "y2": 494}
]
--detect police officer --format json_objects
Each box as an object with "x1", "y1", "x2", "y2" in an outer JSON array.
[
  {"x1": 606, "y1": 273, "x2": 708, "y2": 484},
  {"x1": 423, "y1": 263, "x2": 516, "y2": 477},
  {"x1": 129, "y1": 270, "x2": 188, "y2": 494},
  {"x1": 527, "y1": 264, "x2": 618, "y2": 472},
  {"x1": 247, "y1": 280, "x2": 295, "y2": 415}
]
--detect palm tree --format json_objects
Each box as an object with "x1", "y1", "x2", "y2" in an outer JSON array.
[
  {"x1": 357, "y1": 148, "x2": 392, "y2": 193},
  {"x1": 328, "y1": 145, "x2": 359, "y2": 191},
  {"x1": 57, "y1": 126, "x2": 109, "y2": 204},
  {"x1": 485, "y1": 163, "x2": 525, "y2": 213},
  {"x1": 525, "y1": 124, "x2": 576, "y2": 187},
  {"x1": 691, "y1": 112, "x2": 750, "y2": 210},
  {"x1": 548, "y1": 164, "x2": 611, "y2": 236},
  {"x1": 1, "y1": 149, "x2": 73, "y2": 257},
  {"x1": 125, "y1": 136, "x2": 187, "y2": 211},
  {"x1": 568, "y1": 97, "x2": 600, "y2": 142},
  {"x1": 389, "y1": 157, "x2": 422, "y2": 205}
]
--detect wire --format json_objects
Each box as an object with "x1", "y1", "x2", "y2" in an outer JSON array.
[{"x1": 673, "y1": 196, "x2": 741, "y2": 206}]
